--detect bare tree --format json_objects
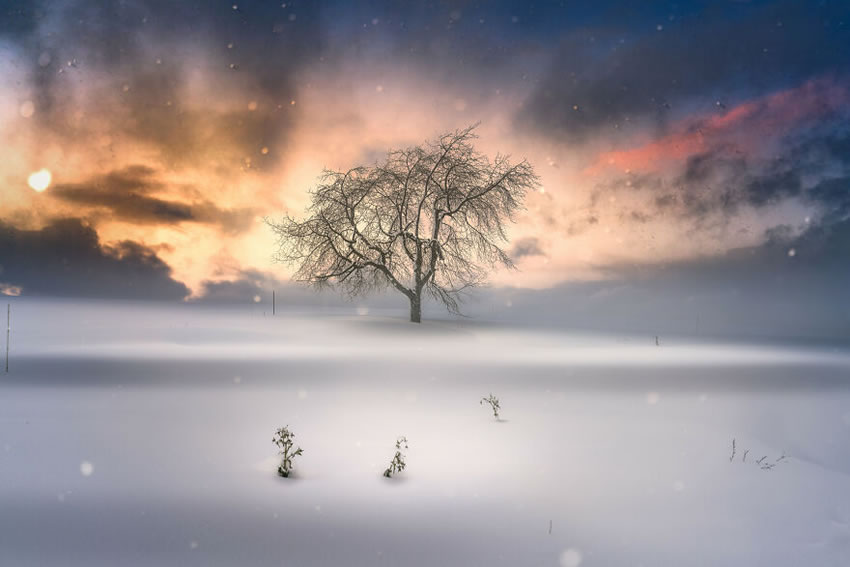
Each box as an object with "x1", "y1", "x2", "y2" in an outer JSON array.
[{"x1": 265, "y1": 125, "x2": 539, "y2": 323}]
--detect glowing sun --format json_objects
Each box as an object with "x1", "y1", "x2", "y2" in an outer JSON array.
[{"x1": 27, "y1": 169, "x2": 52, "y2": 192}]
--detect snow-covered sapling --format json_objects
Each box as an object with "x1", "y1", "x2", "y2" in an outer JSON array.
[
  {"x1": 383, "y1": 436, "x2": 408, "y2": 478},
  {"x1": 272, "y1": 425, "x2": 303, "y2": 478},
  {"x1": 480, "y1": 394, "x2": 501, "y2": 420}
]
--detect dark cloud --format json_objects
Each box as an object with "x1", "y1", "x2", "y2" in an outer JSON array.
[
  {"x1": 0, "y1": 218, "x2": 189, "y2": 300},
  {"x1": 681, "y1": 149, "x2": 746, "y2": 187},
  {"x1": 583, "y1": 126, "x2": 850, "y2": 231},
  {"x1": 49, "y1": 165, "x2": 257, "y2": 232},
  {"x1": 195, "y1": 269, "x2": 276, "y2": 305},
  {"x1": 522, "y1": 1, "x2": 850, "y2": 142},
  {"x1": 677, "y1": 131, "x2": 850, "y2": 217},
  {"x1": 509, "y1": 237, "x2": 544, "y2": 259},
  {"x1": 0, "y1": 1, "x2": 40, "y2": 37}
]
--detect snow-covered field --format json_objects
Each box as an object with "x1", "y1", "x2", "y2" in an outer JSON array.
[{"x1": 2, "y1": 300, "x2": 849, "y2": 566}]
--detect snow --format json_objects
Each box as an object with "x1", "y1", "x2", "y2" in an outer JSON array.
[{"x1": 1, "y1": 299, "x2": 849, "y2": 566}]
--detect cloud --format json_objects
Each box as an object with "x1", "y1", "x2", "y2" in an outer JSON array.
[
  {"x1": 510, "y1": 237, "x2": 544, "y2": 259},
  {"x1": 14, "y1": 0, "x2": 324, "y2": 172},
  {"x1": 48, "y1": 165, "x2": 257, "y2": 232},
  {"x1": 521, "y1": 1, "x2": 850, "y2": 143},
  {"x1": 565, "y1": 79, "x2": 850, "y2": 247},
  {"x1": 0, "y1": 218, "x2": 189, "y2": 300},
  {"x1": 1, "y1": 0, "x2": 848, "y2": 305},
  {"x1": 195, "y1": 269, "x2": 277, "y2": 305}
]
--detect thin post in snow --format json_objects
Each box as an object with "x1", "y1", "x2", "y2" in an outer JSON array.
[{"x1": 5, "y1": 303, "x2": 9, "y2": 373}]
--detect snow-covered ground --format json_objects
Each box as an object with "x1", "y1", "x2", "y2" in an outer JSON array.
[{"x1": 1, "y1": 300, "x2": 849, "y2": 566}]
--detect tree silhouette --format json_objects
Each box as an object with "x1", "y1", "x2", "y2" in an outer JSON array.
[{"x1": 266, "y1": 125, "x2": 539, "y2": 322}]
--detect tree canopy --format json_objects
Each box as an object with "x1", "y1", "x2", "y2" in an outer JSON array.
[{"x1": 266, "y1": 125, "x2": 540, "y2": 322}]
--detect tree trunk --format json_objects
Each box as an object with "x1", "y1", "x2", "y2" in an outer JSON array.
[{"x1": 409, "y1": 294, "x2": 422, "y2": 323}]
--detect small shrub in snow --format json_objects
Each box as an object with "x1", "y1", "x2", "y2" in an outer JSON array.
[
  {"x1": 729, "y1": 438, "x2": 788, "y2": 470},
  {"x1": 480, "y1": 394, "x2": 501, "y2": 419},
  {"x1": 272, "y1": 425, "x2": 303, "y2": 478},
  {"x1": 383, "y1": 436, "x2": 408, "y2": 478},
  {"x1": 756, "y1": 452, "x2": 787, "y2": 470}
]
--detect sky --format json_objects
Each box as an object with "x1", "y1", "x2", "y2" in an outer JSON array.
[{"x1": 0, "y1": 0, "x2": 849, "y2": 334}]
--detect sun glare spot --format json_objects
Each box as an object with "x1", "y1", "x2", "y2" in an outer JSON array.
[{"x1": 28, "y1": 169, "x2": 52, "y2": 192}]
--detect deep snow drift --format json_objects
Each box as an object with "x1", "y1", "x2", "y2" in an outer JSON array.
[{"x1": 1, "y1": 299, "x2": 849, "y2": 566}]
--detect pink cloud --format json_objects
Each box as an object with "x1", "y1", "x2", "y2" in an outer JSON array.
[{"x1": 586, "y1": 76, "x2": 850, "y2": 177}]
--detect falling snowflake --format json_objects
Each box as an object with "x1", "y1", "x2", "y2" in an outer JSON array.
[
  {"x1": 559, "y1": 548, "x2": 583, "y2": 567},
  {"x1": 80, "y1": 461, "x2": 94, "y2": 476},
  {"x1": 19, "y1": 101, "x2": 35, "y2": 118}
]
